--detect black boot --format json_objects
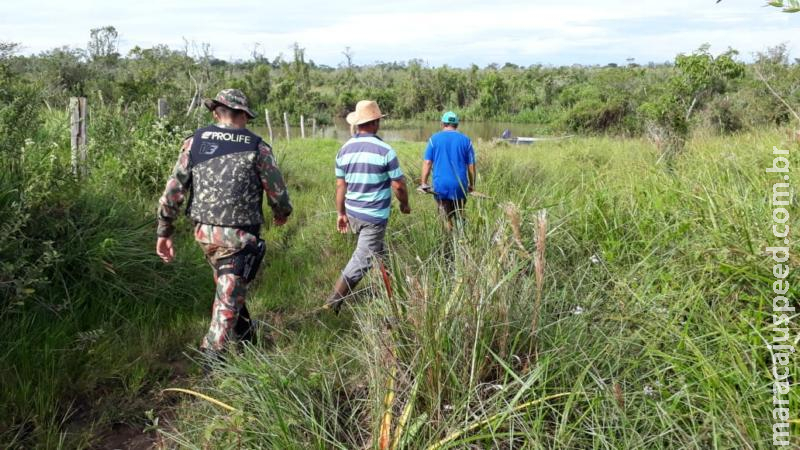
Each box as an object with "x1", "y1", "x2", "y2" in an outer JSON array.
[
  {"x1": 323, "y1": 277, "x2": 351, "y2": 314},
  {"x1": 234, "y1": 304, "x2": 256, "y2": 346}
]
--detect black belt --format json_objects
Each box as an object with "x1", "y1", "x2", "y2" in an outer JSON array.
[
  {"x1": 236, "y1": 224, "x2": 261, "y2": 238},
  {"x1": 196, "y1": 222, "x2": 261, "y2": 239}
]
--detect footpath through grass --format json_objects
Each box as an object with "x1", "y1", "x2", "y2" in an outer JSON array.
[{"x1": 158, "y1": 130, "x2": 799, "y2": 449}]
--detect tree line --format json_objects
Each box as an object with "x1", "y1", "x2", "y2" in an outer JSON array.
[{"x1": 2, "y1": 26, "x2": 799, "y2": 141}]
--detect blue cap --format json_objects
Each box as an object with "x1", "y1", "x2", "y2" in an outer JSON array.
[{"x1": 441, "y1": 111, "x2": 459, "y2": 125}]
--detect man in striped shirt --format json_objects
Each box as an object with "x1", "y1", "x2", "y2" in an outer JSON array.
[{"x1": 325, "y1": 100, "x2": 410, "y2": 312}]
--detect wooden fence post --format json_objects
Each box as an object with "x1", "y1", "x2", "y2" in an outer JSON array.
[
  {"x1": 69, "y1": 98, "x2": 77, "y2": 176},
  {"x1": 300, "y1": 115, "x2": 305, "y2": 139},
  {"x1": 70, "y1": 97, "x2": 88, "y2": 177},
  {"x1": 311, "y1": 118, "x2": 316, "y2": 137},
  {"x1": 265, "y1": 109, "x2": 274, "y2": 143},
  {"x1": 157, "y1": 98, "x2": 169, "y2": 118},
  {"x1": 283, "y1": 112, "x2": 290, "y2": 141}
]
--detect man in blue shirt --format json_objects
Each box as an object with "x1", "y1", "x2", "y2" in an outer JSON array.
[
  {"x1": 420, "y1": 111, "x2": 476, "y2": 231},
  {"x1": 324, "y1": 100, "x2": 411, "y2": 313}
]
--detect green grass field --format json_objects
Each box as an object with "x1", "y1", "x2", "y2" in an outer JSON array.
[
  {"x1": 161, "y1": 131, "x2": 798, "y2": 448},
  {"x1": 2, "y1": 121, "x2": 798, "y2": 448}
]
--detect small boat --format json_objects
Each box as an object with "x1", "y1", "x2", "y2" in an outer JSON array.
[
  {"x1": 502, "y1": 136, "x2": 538, "y2": 145},
  {"x1": 497, "y1": 129, "x2": 574, "y2": 145}
]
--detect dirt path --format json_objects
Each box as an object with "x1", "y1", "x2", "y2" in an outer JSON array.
[
  {"x1": 96, "y1": 424, "x2": 160, "y2": 450},
  {"x1": 88, "y1": 356, "x2": 192, "y2": 449}
]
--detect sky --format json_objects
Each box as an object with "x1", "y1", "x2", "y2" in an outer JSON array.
[{"x1": 1, "y1": 0, "x2": 798, "y2": 67}]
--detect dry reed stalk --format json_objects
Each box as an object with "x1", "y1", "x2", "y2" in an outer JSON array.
[
  {"x1": 391, "y1": 379, "x2": 419, "y2": 450},
  {"x1": 491, "y1": 218, "x2": 512, "y2": 277},
  {"x1": 613, "y1": 382, "x2": 625, "y2": 409},
  {"x1": 498, "y1": 294, "x2": 510, "y2": 362},
  {"x1": 380, "y1": 262, "x2": 393, "y2": 300},
  {"x1": 162, "y1": 388, "x2": 239, "y2": 413},
  {"x1": 494, "y1": 223, "x2": 512, "y2": 360},
  {"x1": 406, "y1": 275, "x2": 424, "y2": 331},
  {"x1": 529, "y1": 209, "x2": 548, "y2": 360},
  {"x1": 379, "y1": 366, "x2": 398, "y2": 450}
]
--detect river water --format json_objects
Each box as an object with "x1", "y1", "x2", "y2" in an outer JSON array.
[{"x1": 253, "y1": 118, "x2": 554, "y2": 143}]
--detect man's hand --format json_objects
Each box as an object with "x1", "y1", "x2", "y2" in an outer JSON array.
[
  {"x1": 391, "y1": 179, "x2": 410, "y2": 214},
  {"x1": 337, "y1": 214, "x2": 350, "y2": 233},
  {"x1": 274, "y1": 216, "x2": 288, "y2": 226},
  {"x1": 156, "y1": 237, "x2": 175, "y2": 263}
]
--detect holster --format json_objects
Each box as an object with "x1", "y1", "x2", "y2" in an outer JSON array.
[{"x1": 217, "y1": 239, "x2": 267, "y2": 282}]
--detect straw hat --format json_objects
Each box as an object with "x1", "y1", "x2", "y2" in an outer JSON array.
[{"x1": 346, "y1": 100, "x2": 387, "y2": 125}]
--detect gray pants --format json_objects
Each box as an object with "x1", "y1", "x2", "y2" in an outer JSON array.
[{"x1": 341, "y1": 215, "x2": 387, "y2": 288}]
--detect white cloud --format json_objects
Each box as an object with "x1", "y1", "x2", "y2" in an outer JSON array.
[{"x1": 1, "y1": 0, "x2": 797, "y2": 65}]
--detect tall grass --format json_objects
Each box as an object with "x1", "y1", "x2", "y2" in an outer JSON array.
[
  {"x1": 0, "y1": 104, "x2": 213, "y2": 448},
  {"x1": 162, "y1": 129, "x2": 799, "y2": 448}
]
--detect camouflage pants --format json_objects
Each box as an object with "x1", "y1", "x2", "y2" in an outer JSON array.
[{"x1": 194, "y1": 223, "x2": 259, "y2": 351}]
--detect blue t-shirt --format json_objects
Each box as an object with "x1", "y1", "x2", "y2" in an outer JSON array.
[{"x1": 423, "y1": 130, "x2": 475, "y2": 200}]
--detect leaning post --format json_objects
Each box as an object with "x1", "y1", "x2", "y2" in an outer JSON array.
[
  {"x1": 80, "y1": 97, "x2": 87, "y2": 178},
  {"x1": 283, "y1": 112, "x2": 290, "y2": 141},
  {"x1": 300, "y1": 114, "x2": 306, "y2": 139},
  {"x1": 157, "y1": 98, "x2": 169, "y2": 118},
  {"x1": 265, "y1": 109, "x2": 274, "y2": 143}
]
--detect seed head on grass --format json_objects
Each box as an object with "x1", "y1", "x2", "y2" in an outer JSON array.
[
  {"x1": 503, "y1": 202, "x2": 531, "y2": 259},
  {"x1": 529, "y1": 208, "x2": 547, "y2": 361}
]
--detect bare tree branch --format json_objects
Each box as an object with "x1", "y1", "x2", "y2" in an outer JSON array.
[{"x1": 755, "y1": 66, "x2": 800, "y2": 124}]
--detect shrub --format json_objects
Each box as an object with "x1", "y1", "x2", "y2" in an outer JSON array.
[
  {"x1": 563, "y1": 97, "x2": 628, "y2": 133},
  {"x1": 703, "y1": 95, "x2": 745, "y2": 134}
]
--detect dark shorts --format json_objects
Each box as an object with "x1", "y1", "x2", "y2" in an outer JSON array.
[{"x1": 436, "y1": 197, "x2": 466, "y2": 219}]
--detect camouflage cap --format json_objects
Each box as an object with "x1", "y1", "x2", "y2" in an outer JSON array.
[{"x1": 203, "y1": 89, "x2": 257, "y2": 119}]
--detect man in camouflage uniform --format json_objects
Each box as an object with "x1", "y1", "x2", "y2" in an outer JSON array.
[{"x1": 156, "y1": 88, "x2": 292, "y2": 355}]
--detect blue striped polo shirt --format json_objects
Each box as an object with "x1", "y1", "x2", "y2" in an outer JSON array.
[{"x1": 335, "y1": 133, "x2": 404, "y2": 225}]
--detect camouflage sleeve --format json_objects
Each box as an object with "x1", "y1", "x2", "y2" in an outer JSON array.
[
  {"x1": 156, "y1": 138, "x2": 193, "y2": 237},
  {"x1": 256, "y1": 141, "x2": 293, "y2": 219}
]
